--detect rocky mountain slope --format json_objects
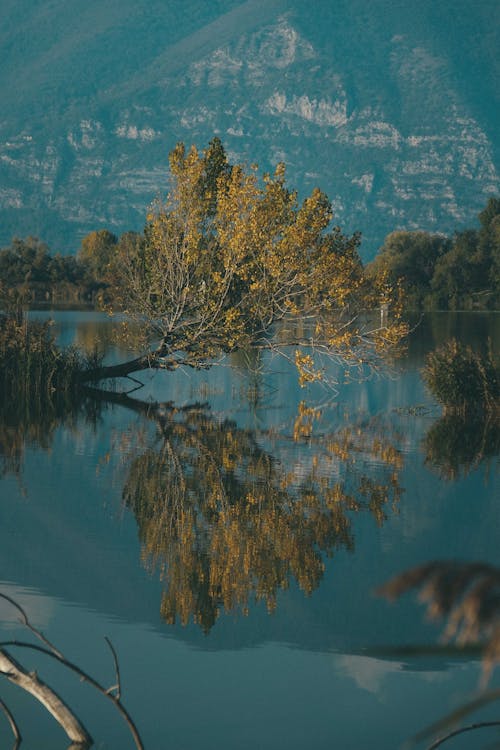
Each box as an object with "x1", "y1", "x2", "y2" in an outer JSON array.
[{"x1": 1, "y1": 0, "x2": 499, "y2": 258}]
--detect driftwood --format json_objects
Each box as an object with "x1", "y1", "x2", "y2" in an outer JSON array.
[{"x1": 0, "y1": 592, "x2": 144, "y2": 749}]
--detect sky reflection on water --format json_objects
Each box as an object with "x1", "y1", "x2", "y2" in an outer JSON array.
[{"x1": 0, "y1": 311, "x2": 498, "y2": 749}]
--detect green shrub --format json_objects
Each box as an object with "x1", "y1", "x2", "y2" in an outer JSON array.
[{"x1": 422, "y1": 339, "x2": 499, "y2": 411}]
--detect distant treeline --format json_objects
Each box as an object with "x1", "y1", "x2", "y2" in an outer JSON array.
[
  {"x1": 367, "y1": 196, "x2": 500, "y2": 310},
  {"x1": 1, "y1": 197, "x2": 499, "y2": 310},
  {"x1": 0, "y1": 230, "x2": 143, "y2": 304},
  {"x1": 0, "y1": 236, "x2": 98, "y2": 303}
]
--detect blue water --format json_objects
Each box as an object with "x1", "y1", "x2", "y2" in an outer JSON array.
[{"x1": 0, "y1": 311, "x2": 499, "y2": 749}]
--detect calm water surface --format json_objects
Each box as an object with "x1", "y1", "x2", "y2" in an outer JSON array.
[{"x1": 0, "y1": 312, "x2": 499, "y2": 749}]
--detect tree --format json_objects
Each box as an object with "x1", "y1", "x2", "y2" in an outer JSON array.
[
  {"x1": 78, "y1": 229, "x2": 118, "y2": 280},
  {"x1": 366, "y1": 198, "x2": 500, "y2": 311},
  {"x1": 477, "y1": 197, "x2": 500, "y2": 308},
  {"x1": 85, "y1": 139, "x2": 406, "y2": 388},
  {"x1": 0, "y1": 237, "x2": 100, "y2": 303},
  {"x1": 366, "y1": 230, "x2": 450, "y2": 309},
  {"x1": 429, "y1": 232, "x2": 473, "y2": 309}
]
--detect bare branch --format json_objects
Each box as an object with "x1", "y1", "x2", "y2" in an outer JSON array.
[
  {"x1": 412, "y1": 687, "x2": 500, "y2": 745},
  {"x1": 427, "y1": 720, "x2": 500, "y2": 749},
  {"x1": 0, "y1": 592, "x2": 63, "y2": 658},
  {"x1": 0, "y1": 697, "x2": 21, "y2": 745},
  {"x1": 0, "y1": 641, "x2": 144, "y2": 750},
  {"x1": 0, "y1": 648, "x2": 92, "y2": 746},
  {"x1": 104, "y1": 636, "x2": 121, "y2": 700}
]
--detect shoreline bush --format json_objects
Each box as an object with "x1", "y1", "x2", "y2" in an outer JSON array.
[{"x1": 422, "y1": 339, "x2": 499, "y2": 412}]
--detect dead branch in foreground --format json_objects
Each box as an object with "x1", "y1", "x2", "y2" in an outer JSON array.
[
  {"x1": 0, "y1": 592, "x2": 144, "y2": 749},
  {"x1": 0, "y1": 649, "x2": 92, "y2": 745},
  {"x1": 0, "y1": 696, "x2": 21, "y2": 746}
]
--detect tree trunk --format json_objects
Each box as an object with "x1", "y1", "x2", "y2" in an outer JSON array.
[
  {"x1": 78, "y1": 352, "x2": 161, "y2": 383},
  {"x1": 0, "y1": 648, "x2": 92, "y2": 746}
]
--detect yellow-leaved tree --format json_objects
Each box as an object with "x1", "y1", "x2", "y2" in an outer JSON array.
[{"x1": 83, "y1": 138, "x2": 406, "y2": 388}]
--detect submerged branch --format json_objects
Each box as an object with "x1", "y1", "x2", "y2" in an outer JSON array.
[{"x1": 77, "y1": 352, "x2": 162, "y2": 383}]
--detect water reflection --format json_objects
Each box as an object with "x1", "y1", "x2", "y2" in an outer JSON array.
[
  {"x1": 0, "y1": 386, "x2": 405, "y2": 632},
  {"x1": 423, "y1": 411, "x2": 500, "y2": 480},
  {"x1": 0, "y1": 392, "x2": 102, "y2": 480},
  {"x1": 2, "y1": 380, "x2": 498, "y2": 632},
  {"x1": 116, "y1": 398, "x2": 405, "y2": 631},
  {"x1": 0, "y1": 312, "x2": 499, "y2": 749},
  {"x1": 405, "y1": 311, "x2": 500, "y2": 366}
]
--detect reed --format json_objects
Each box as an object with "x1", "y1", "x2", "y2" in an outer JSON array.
[
  {"x1": 422, "y1": 339, "x2": 499, "y2": 412},
  {"x1": 0, "y1": 312, "x2": 100, "y2": 399}
]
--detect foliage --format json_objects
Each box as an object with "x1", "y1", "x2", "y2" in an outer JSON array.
[
  {"x1": 122, "y1": 403, "x2": 403, "y2": 631},
  {"x1": 379, "y1": 562, "x2": 500, "y2": 748},
  {"x1": 423, "y1": 411, "x2": 500, "y2": 479},
  {"x1": 78, "y1": 228, "x2": 118, "y2": 279},
  {"x1": 367, "y1": 196, "x2": 500, "y2": 310},
  {"x1": 104, "y1": 138, "x2": 407, "y2": 387},
  {"x1": 430, "y1": 229, "x2": 483, "y2": 310},
  {"x1": 0, "y1": 314, "x2": 104, "y2": 481},
  {"x1": 0, "y1": 236, "x2": 99, "y2": 302},
  {"x1": 0, "y1": 312, "x2": 101, "y2": 403},
  {"x1": 422, "y1": 339, "x2": 499, "y2": 411},
  {"x1": 366, "y1": 230, "x2": 450, "y2": 309}
]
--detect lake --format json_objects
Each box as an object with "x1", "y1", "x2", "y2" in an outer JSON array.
[{"x1": 0, "y1": 311, "x2": 499, "y2": 749}]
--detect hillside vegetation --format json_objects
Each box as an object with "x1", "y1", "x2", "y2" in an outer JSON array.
[
  {"x1": 1, "y1": 0, "x2": 499, "y2": 254},
  {"x1": 367, "y1": 197, "x2": 500, "y2": 310}
]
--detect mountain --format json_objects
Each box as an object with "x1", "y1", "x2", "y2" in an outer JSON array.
[{"x1": 1, "y1": 0, "x2": 499, "y2": 258}]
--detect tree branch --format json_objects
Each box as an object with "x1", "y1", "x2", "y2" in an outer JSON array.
[
  {"x1": 427, "y1": 720, "x2": 500, "y2": 749},
  {"x1": 0, "y1": 641, "x2": 144, "y2": 750},
  {"x1": 0, "y1": 648, "x2": 92, "y2": 746},
  {"x1": 0, "y1": 697, "x2": 21, "y2": 746},
  {"x1": 0, "y1": 592, "x2": 63, "y2": 658},
  {"x1": 104, "y1": 636, "x2": 121, "y2": 700}
]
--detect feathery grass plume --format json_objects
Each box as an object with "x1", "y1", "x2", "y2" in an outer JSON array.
[
  {"x1": 0, "y1": 312, "x2": 102, "y2": 398},
  {"x1": 378, "y1": 561, "x2": 500, "y2": 681}
]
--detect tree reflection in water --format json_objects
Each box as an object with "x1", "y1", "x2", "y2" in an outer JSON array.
[
  {"x1": 4, "y1": 384, "x2": 497, "y2": 634},
  {"x1": 120, "y1": 401, "x2": 404, "y2": 632},
  {"x1": 0, "y1": 391, "x2": 101, "y2": 481}
]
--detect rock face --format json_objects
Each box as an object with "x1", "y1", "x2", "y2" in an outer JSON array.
[{"x1": 1, "y1": 0, "x2": 499, "y2": 257}]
